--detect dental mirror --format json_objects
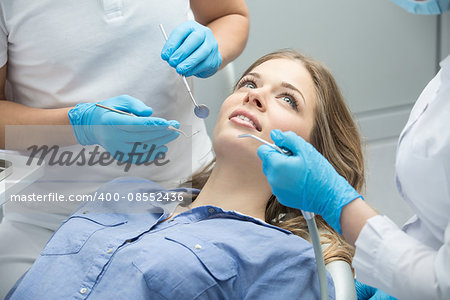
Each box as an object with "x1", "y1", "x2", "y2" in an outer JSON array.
[{"x1": 159, "y1": 24, "x2": 210, "y2": 119}]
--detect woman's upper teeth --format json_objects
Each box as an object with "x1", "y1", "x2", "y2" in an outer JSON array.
[{"x1": 237, "y1": 115, "x2": 255, "y2": 127}]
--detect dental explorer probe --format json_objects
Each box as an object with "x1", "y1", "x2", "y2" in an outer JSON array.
[
  {"x1": 158, "y1": 24, "x2": 210, "y2": 119},
  {"x1": 238, "y1": 133, "x2": 329, "y2": 300},
  {"x1": 95, "y1": 103, "x2": 199, "y2": 138},
  {"x1": 238, "y1": 134, "x2": 292, "y2": 155}
]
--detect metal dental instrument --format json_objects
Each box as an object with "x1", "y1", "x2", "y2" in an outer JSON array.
[
  {"x1": 95, "y1": 103, "x2": 197, "y2": 138},
  {"x1": 238, "y1": 133, "x2": 329, "y2": 300},
  {"x1": 238, "y1": 134, "x2": 292, "y2": 156},
  {"x1": 159, "y1": 24, "x2": 210, "y2": 119},
  {"x1": 167, "y1": 125, "x2": 199, "y2": 138},
  {"x1": 95, "y1": 103, "x2": 136, "y2": 117}
]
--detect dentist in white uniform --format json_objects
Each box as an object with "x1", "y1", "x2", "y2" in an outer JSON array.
[{"x1": 256, "y1": 1, "x2": 450, "y2": 299}]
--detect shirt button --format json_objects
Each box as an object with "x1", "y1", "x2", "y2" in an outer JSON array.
[
  {"x1": 82, "y1": 211, "x2": 89, "y2": 214},
  {"x1": 208, "y1": 208, "x2": 215, "y2": 213},
  {"x1": 80, "y1": 287, "x2": 88, "y2": 294},
  {"x1": 106, "y1": 248, "x2": 113, "y2": 254},
  {"x1": 194, "y1": 244, "x2": 202, "y2": 250}
]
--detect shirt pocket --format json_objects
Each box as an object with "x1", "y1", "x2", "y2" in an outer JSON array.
[
  {"x1": 132, "y1": 231, "x2": 238, "y2": 299},
  {"x1": 41, "y1": 213, "x2": 127, "y2": 255}
]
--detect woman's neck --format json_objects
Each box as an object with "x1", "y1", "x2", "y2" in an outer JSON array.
[{"x1": 190, "y1": 159, "x2": 272, "y2": 220}]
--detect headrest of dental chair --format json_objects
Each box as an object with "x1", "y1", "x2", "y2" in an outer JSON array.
[{"x1": 326, "y1": 260, "x2": 357, "y2": 300}]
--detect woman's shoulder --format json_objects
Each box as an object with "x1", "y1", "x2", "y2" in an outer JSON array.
[{"x1": 196, "y1": 212, "x2": 315, "y2": 257}]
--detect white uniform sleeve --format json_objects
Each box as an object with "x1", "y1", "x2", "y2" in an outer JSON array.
[
  {"x1": 353, "y1": 215, "x2": 450, "y2": 300},
  {"x1": 0, "y1": 7, "x2": 7, "y2": 67}
]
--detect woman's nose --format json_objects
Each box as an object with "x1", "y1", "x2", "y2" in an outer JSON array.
[{"x1": 244, "y1": 89, "x2": 267, "y2": 111}]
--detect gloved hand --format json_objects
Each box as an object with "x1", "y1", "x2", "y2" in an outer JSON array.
[
  {"x1": 355, "y1": 280, "x2": 397, "y2": 300},
  {"x1": 68, "y1": 95, "x2": 179, "y2": 163},
  {"x1": 257, "y1": 129, "x2": 361, "y2": 233},
  {"x1": 161, "y1": 20, "x2": 222, "y2": 78}
]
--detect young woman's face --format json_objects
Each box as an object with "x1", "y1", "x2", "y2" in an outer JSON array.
[{"x1": 213, "y1": 58, "x2": 316, "y2": 159}]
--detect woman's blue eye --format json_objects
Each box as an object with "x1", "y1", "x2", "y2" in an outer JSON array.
[
  {"x1": 243, "y1": 82, "x2": 256, "y2": 88},
  {"x1": 280, "y1": 94, "x2": 298, "y2": 110},
  {"x1": 282, "y1": 96, "x2": 293, "y2": 104}
]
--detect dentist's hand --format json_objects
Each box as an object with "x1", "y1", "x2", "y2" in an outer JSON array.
[
  {"x1": 355, "y1": 280, "x2": 397, "y2": 300},
  {"x1": 257, "y1": 129, "x2": 361, "y2": 233},
  {"x1": 161, "y1": 20, "x2": 222, "y2": 78},
  {"x1": 68, "y1": 95, "x2": 180, "y2": 163}
]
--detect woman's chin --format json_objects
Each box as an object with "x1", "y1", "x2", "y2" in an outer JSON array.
[{"x1": 213, "y1": 131, "x2": 261, "y2": 163}]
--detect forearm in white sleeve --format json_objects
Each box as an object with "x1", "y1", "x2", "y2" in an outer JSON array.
[{"x1": 353, "y1": 215, "x2": 450, "y2": 300}]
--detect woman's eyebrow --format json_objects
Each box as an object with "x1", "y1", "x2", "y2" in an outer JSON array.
[
  {"x1": 281, "y1": 82, "x2": 306, "y2": 105},
  {"x1": 246, "y1": 72, "x2": 260, "y2": 78}
]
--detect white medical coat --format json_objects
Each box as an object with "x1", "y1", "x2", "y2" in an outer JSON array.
[
  {"x1": 353, "y1": 55, "x2": 450, "y2": 299},
  {"x1": 0, "y1": 0, "x2": 213, "y2": 230}
]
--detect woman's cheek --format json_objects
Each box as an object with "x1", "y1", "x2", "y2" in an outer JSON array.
[{"x1": 270, "y1": 117, "x2": 311, "y2": 141}]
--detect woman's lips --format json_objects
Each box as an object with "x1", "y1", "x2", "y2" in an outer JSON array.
[
  {"x1": 230, "y1": 115, "x2": 258, "y2": 131},
  {"x1": 228, "y1": 109, "x2": 262, "y2": 131}
]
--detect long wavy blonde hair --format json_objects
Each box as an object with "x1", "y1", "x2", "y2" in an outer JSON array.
[{"x1": 184, "y1": 49, "x2": 364, "y2": 265}]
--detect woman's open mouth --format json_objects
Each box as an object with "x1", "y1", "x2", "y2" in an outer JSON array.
[{"x1": 229, "y1": 109, "x2": 262, "y2": 131}]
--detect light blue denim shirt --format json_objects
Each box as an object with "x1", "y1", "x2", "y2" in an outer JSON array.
[{"x1": 7, "y1": 177, "x2": 335, "y2": 299}]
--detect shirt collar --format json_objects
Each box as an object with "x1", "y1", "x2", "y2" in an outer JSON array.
[{"x1": 171, "y1": 205, "x2": 293, "y2": 235}]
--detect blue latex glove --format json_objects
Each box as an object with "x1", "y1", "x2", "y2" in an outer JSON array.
[
  {"x1": 355, "y1": 280, "x2": 397, "y2": 300},
  {"x1": 161, "y1": 20, "x2": 222, "y2": 78},
  {"x1": 257, "y1": 129, "x2": 361, "y2": 233},
  {"x1": 68, "y1": 95, "x2": 179, "y2": 163}
]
